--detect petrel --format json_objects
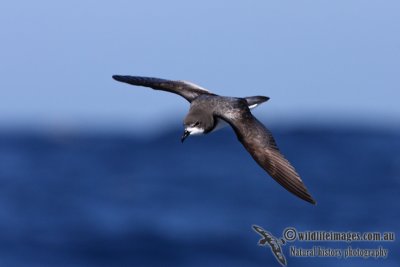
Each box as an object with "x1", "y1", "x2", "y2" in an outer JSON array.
[{"x1": 112, "y1": 75, "x2": 316, "y2": 204}]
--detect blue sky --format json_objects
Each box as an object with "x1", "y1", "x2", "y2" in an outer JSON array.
[{"x1": 0, "y1": 1, "x2": 399, "y2": 131}]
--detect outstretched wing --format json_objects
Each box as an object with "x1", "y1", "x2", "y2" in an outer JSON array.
[
  {"x1": 223, "y1": 109, "x2": 316, "y2": 204},
  {"x1": 112, "y1": 75, "x2": 216, "y2": 102}
]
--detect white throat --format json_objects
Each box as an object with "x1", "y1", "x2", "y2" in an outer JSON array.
[{"x1": 186, "y1": 126, "x2": 205, "y2": 136}]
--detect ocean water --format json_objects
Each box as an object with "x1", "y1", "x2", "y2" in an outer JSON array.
[{"x1": 0, "y1": 126, "x2": 399, "y2": 267}]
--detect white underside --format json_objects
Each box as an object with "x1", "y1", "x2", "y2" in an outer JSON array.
[
  {"x1": 186, "y1": 126, "x2": 205, "y2": 135},
  {"x1": 248, "y1": 103, "x2": 258, "y2": 109}
]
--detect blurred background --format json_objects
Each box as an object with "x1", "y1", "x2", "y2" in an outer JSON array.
[{"x1": 0, "y1": 1, "x2": 399, "y2": 266}]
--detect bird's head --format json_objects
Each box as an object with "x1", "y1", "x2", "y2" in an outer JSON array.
[
  {"x1": 181, "y1": 120, "x2": 204, "y2": 143},
  {"x1": 181, "y1": 110, "x2": 214, "y2": 143}
]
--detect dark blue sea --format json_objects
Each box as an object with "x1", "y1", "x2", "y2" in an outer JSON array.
[{"x1": 0, "y1": 126, "x2": 399, "y2": 267}]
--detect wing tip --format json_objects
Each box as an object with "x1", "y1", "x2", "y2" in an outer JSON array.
[
  {"x1": 260, "y1": 96, "x2": 270, "y2": 102},
  {"x1": 306, "y1": 196, "x2": 317, "y2": 205},
  {"x1": 295, "y1": 186, "x2": 317, "y2": 205},
  {"x1": 244, "y1": 96, "x2": 270, "y2": 107},
  {"x1": 112, "y1": 75, "x2": 125, "y2": 82}
]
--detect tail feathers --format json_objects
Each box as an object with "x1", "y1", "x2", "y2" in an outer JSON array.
[{"x1": 244, "y1": 96, "x2": 270, "y2": 109}]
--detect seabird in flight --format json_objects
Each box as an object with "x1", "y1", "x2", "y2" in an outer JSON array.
[{"x1": 112, "y1": 75, "x2": 316, "y2": 204}]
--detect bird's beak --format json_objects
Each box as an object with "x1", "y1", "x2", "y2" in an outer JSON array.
[{"x1": 181, "y1": 130, "x2": 190, "y2": 143}]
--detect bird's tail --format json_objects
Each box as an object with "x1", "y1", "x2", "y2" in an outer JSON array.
[{"x1": 244, "y1": 96, "x2": 270, "y2": 109}]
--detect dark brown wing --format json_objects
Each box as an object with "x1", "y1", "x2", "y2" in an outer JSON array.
[
  {"x1": 112, "y1": 75, "x2": 216, "y2": 102},
  {"x1": 223, "y1": 109, "x2": 316, "y2": 204}
]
